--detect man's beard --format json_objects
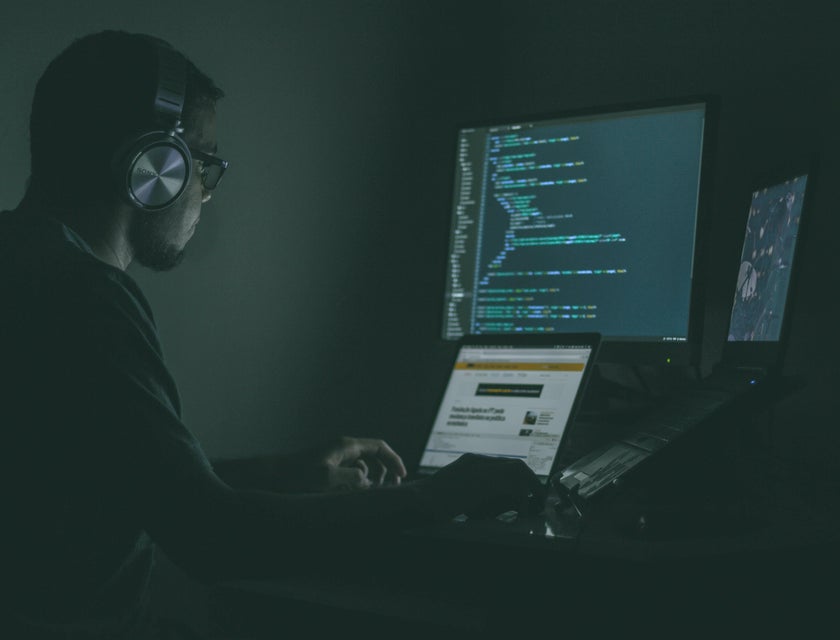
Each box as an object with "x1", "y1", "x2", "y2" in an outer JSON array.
[{"x1": 129, "y1": 210, "x2": 186, "y2": 271}]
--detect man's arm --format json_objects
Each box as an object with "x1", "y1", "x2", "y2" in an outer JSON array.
[
  {"x1": 145, "y1": 450, "x2": 542, "y2": 583},
  {"x1": 61, "y1": 266, "x2": 541, "y2": 584},
  {"x1": 212, "y1": 437, "x2": 408, "y2": 494}
]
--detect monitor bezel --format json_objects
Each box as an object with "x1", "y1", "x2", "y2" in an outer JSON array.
[{"x1": 440, "y1": 95, "x2": 719, "y2": 367}]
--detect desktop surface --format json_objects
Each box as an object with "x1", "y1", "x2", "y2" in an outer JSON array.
[
  {"x1": 210, "y1": 418, "x2": 840, "y2": 636},
  {"x1": 208, "y1": 367, "x2": 838, "y2": 636}
]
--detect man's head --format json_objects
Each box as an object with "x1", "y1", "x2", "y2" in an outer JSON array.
[{"x1": 28, "y1": 30, "x2": 225, "y2": 270}]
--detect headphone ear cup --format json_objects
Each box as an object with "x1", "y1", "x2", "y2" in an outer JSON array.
[{"x1": 114, "y1": 131, "x2": 192, "y2": 211}]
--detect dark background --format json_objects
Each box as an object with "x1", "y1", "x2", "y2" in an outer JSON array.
[
  {"x1": 2, "y1": 0, "x2": 839, "y2": 623},
  {"x1": 2, "y1": 0, "x2": 838, "y2": 500}
]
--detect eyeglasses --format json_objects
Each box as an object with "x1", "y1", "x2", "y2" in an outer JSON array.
[{"x1": 189, "y1": 148, "x2": 229, "y2": 191}]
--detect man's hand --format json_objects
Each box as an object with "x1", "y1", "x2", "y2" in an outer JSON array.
[
  {"x1": 211, "y1": 437, "x2": 407, "y2": 494},
  {"x1": 312, "y1": 436, "x2": 407, "y2": 492},
  {"x1": 414, "y1": 453, "x2": 544, "y2": 520}
]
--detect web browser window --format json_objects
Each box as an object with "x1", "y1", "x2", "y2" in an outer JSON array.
[{"x1": 419, "y1": 344, "x2": 593, "y2": 478}]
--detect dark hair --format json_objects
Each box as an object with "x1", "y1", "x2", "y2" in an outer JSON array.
[{"x1": 28, "y1": 30, "x2": 224, "y2": 206}]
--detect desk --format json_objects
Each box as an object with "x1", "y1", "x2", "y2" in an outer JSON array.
[
  {"x1": 209, "y1": 393, "x2": 840, "y2": 637},
  {"x1": 209, "y1": 450, "x2": 840, "y2": 637}
]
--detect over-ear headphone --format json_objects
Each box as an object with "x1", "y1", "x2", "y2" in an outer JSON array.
[{"x1": 112, "y1": 43, "x2": 192, "y2": 211}]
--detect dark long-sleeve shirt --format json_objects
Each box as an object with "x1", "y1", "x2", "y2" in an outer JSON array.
[{"x1": 0, "y1": 210, "x2": 432, "y2": 638}]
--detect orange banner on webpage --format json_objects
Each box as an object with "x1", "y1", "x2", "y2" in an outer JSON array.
[{"x1": 455, "y1": 362, "x2": 584, "y2": 371}]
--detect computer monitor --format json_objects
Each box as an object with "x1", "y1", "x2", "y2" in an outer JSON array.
[
  {"x1": 441, "y1": 97, "x2": 716, "y2": 365},
  {"x1": 723, "y1": 165, "x2": 813, "y2": 372}
]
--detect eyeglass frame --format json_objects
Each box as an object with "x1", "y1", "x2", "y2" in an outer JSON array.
[{"x1": 189, "y1": 147, "x2": 229, "y2": 191}]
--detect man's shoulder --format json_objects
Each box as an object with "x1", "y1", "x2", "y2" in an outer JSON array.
[
  {"x1": 0, "y1": 211, "x2": 158, "y2": 350},
  {"x1": 1, "y1": 211, "x2": 154, "y2": 322},
  {"x1": 54, "y1": 256, "x2": 162, "y2": 361},
  {"x1": 63, "y1": 256, "x2": 154, "y2": 325}
]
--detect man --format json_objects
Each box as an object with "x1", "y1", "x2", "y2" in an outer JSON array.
[{"x1": 0, "y1": 31, "x2": 540, "y2": 638}]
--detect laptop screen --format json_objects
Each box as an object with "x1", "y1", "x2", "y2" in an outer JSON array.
[
  {"x1": 418, "y1": 336, "x2": 598, "y2": 480},
  {"x1": 727, "y1": 174, "x2": 808, "y2": 343}
]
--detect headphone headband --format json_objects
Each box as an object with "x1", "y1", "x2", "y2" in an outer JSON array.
[
  {"x1": 114, "y1": 42, "x2": 192, "y2": 211},
  {"x1": 152, "y1": 44, "x2": 187, "y2": 132}
]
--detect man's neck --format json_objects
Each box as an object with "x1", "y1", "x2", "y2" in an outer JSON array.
[{"x1": 17, "y1": 190, "x2": 134, "y2": 270}]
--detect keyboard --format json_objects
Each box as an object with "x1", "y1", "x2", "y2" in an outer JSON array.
[
  {"x1": 626, "y1": 387, "x2": 733, "y2": 447},
  {"x1": 555, "y1": 386, "x2": 734, "y2": 500}
]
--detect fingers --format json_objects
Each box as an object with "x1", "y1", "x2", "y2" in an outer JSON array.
[
  {"x1": 328, "y1": 465, "x2": 371, "y2": 491},
  {"x1": 360, "y1": 438, "x2": 407, "y2": 481},
  {"x1": 333, "y1": 437, "x2": 408, "y2": 482},
  {"x1": 357, "y1": 458, "x2": 388, "y2": 487},
  {"x1": 356, "y1": 454, "x2": 398, "y2": 486},
  {"x1": 317, "y1": 437, "x2": 409, "y2": 491},
  {"x1": 354, "y1": 458, "x2": 369, "y2": 478},
  {"x1": 352, "y1": 457, "x2": 393, "y2": 486}
]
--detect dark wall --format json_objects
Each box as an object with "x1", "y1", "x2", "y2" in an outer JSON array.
[{"x1": 2, "y1": 0, "x2": 838, "y2": 470}]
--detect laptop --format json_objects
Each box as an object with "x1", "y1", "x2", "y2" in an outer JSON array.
[
  {"x1": 554, "y1": 163, "x2": 815, "y2": 503},
  {"x1": 414, "y1": 333, "x2": 601, "y2": 486}
]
